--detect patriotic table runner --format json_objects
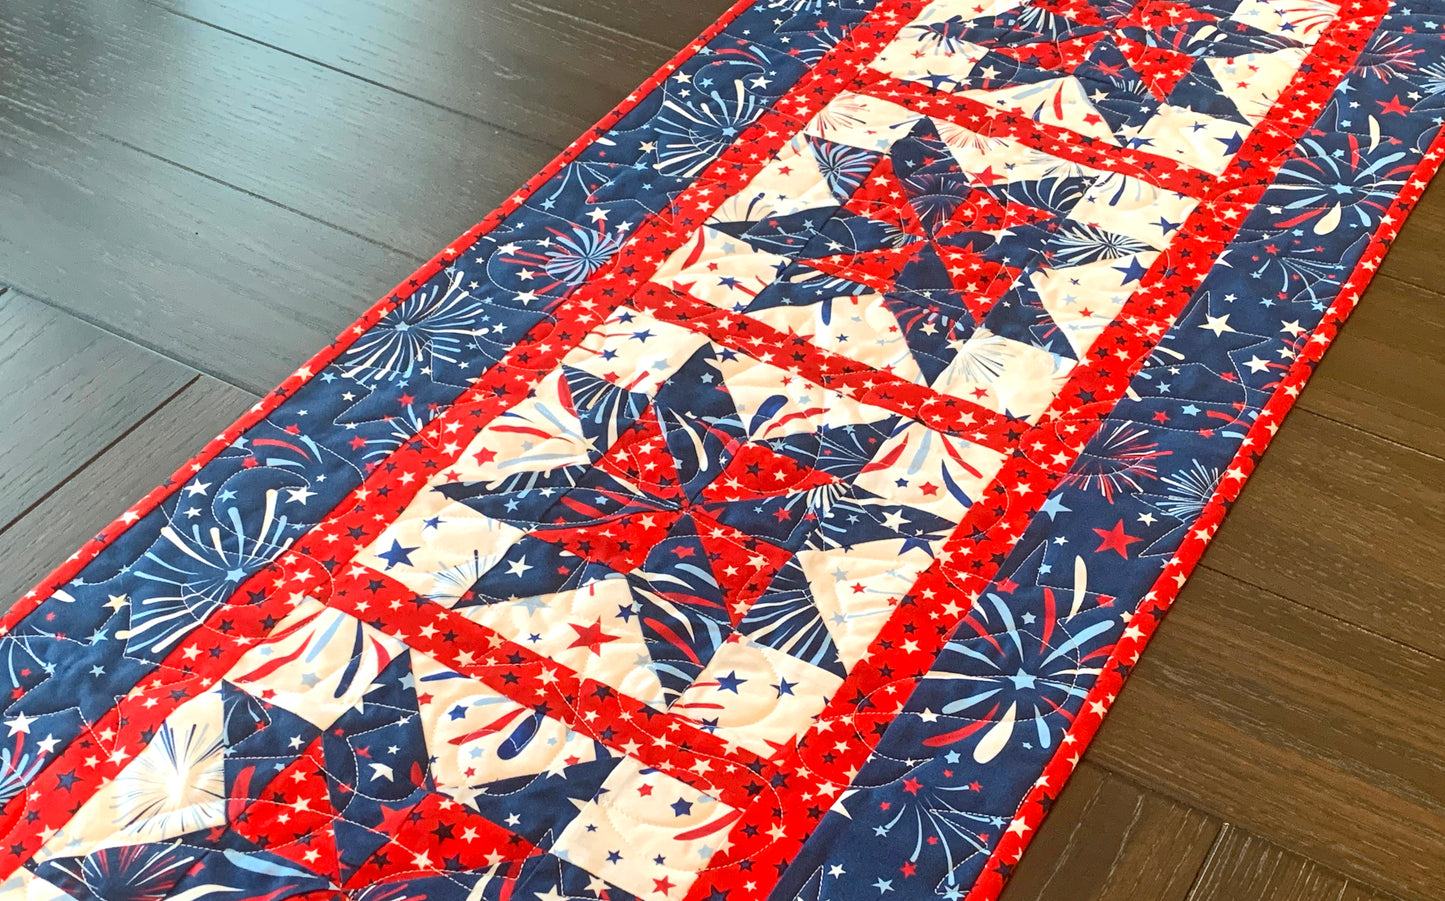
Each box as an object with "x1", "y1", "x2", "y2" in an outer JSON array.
[{"x1": 3, "y1": 2, "x2": 1442, "y2": 900}]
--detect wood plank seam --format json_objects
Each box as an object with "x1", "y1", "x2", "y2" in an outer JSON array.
[
  {"x1": 104, "y1": 135, "x2": 425, "y2": 261},
  {"x1": 141, "y1": 0, "x2": 575, "y2": 152},
  {"x1": 0, "y1": 375, "x2": 200, "y2": 537}
]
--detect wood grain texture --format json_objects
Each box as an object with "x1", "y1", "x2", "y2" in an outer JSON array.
[
  {"x1": 1199, "y1": 409, "x2": 1445, "y2": 656},
  {"x1": 0, "y1": 290, "x2": 195, "y2": 531},
  {"x1": 540, "y1": 0, "x2": 745, "y2": 49},
  {"x1": 0, "y1": 377, "x2": 257, "y2": 611},
  {"x1": 999, "y1": 763, "x2": 1220, "y2": 901},
  {"x1": 1186, "y1": 827, "x2": 1400, "y2": 901},
  {"x1": 1298, "y1": 273, "x2": 1445, "y2": 456},
  {"x1": 1379, "y1": 175, "x2": 1445, "y2": 293},
  {"x1": 1087, "y1": 566, "x2": 1445, "y2": 901},
  {"x1": 0, "y1": 127, "x2": 415, "y2": 393},
  {"x1": 0, "y1": 0, "x2": 554, "y2": 260},
  {"x1": 148, "y1": 0, "x2": 734, "y2": 148}
]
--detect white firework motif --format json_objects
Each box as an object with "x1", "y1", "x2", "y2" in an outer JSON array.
[
  {"x1": 339, "y1": 267, "x2": 491, "y2": 382},
  {"x1": 45, "y1": 844, "x2": 199, "y2": 901},
  {"x1": 494, "y1": 221, "x2": 627, "y2": 301},
  {"x1": 1351, "y1": 31, "x2": 1423, "y2": 82},
  {"x1": 765, "y1": 0, "x2": 835, "y2": 13},
  {"x1": 1064, "y1": 423, "x2": 1171, "y2": 501},
  {"x1": 655, "y1": 80, "x2": 766, "y2": 177},
  {"x1": 1049, "y1": 223, "x2": 1153, "y2": 267},
  {"x1": 933, "y1": 119, "x2": 1015, "y2": 161},
  {"x1": 0, "y1": 743, "x2": 45, "y2": 804},
  {"x1": 1149, "y1": 459, "x2": 1222, "y2": 521},
  {"x1": 1268, "y1": 136, "x2": 1412, "y2": 236},
  {"x1": 111, "y1": 718, "x2": 225, "y2": 836},
  {"x1": 123, "y1": 488, "x2": 293, "y2": 655},
  {"x1": 810, "y1": 138, "x2": 878, "y2": 198},
  {"x1": 1419, "y1": 61, "x2": 1445, "y2": 99},
  {"x1": 945, "y1": 328, "x2": 1014, "y2": 384}
]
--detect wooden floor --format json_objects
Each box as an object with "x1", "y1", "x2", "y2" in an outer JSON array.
[{"x1": 1, "y1": 2, "x2": 1441, "y2": 898}]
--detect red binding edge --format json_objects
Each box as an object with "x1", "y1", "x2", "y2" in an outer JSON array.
[{"x1": 963, "y1": 107, "x2": 1445, "y2": 901}]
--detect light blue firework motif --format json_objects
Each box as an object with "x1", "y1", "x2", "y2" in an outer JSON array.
[{"x1": 1, "y1": 3, "x2": 1443, "y2": 901}]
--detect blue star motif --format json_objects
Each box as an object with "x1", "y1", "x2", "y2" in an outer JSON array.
[
  {"x1": 377, "y1": 539, "x2": 419, "y2": 570},
  {"x1": 1217, "y1": 131, "x2": 1245, "y2": 155},
  {"x1": 715, "y1": 670, "x2": 746, "y2": 693},
  {"x1": 1114, "y1": 257, "x2": 1149, "y2": 284}
]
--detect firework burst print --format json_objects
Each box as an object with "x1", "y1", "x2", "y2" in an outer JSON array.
[{"x1": 1, "y1": 3, "x2": 1443, "y2": 901}]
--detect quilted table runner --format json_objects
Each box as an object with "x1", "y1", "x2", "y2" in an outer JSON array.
[{"x1": 4, "y1": 1, "x2": 1443, "y2": 900}]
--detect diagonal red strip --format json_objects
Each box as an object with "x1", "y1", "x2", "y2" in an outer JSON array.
[
  {"x1": 859, "y1": 71, "x2": 1217, "y2": 198},
  {"x1": 328, "y1": 565, "x2": 776, "y2": 812}
]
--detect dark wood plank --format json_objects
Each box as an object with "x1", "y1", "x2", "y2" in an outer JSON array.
[
  {"x1": 1001, "y1": 763, "x2": 1220, "y2": 901},
  {"x1": 1379, "y1": 175, "x2": 1445, "y2": 294},
  {"x1": 1086, "y1": 566, "x2": 1445, "y2": 901},
  {"x1": 541, "y1": 0, "x2": 745, "y2": 49},
  {"x1": 0, "y1": 0, "x2": 555, "y2": 260},
  {"x1": 149, "y1": 0, "x2": 734, "y2": 148},
  {"x1": 0, "y1": 290, "x2": 195, "y2": 531},
  {"x1": 1298, "y1": 272, "x2": 1445, "y2": 456},
  {"x1": 1200, "y1": 408, "x2": 1445, "y2": 655},
  {"x1": 1187, "y1": 827, "x2": 1399, "y2": 901},
  {"x1": 0, "y1": 99, "x2": 416, "y2": 393},
  {"x1": 0, "y1": 377, "x2": 258, "y2": 611}
]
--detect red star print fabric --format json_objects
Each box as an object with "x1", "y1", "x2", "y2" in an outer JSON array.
[{"x1": 1, "y1": 2, "x2": 1442, "y2": 900}]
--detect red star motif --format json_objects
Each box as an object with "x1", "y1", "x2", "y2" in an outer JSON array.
[
  {"x1": 1092, "y1": 519, "x2": 1143, "y2": 558},
  {"x1": 1378, "y1": 94, "x2": 1411, "y2": 116},
  {"x1": 567, "y1": 618, "x2": 621, "y2": 655},
  {"x1": 971, "y1": 165, "x2": 1001, "y2": 186}
]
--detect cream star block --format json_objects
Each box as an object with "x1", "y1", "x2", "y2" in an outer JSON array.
[
  {"x1": 651, "y1": 227, "x2": 791, "y2": 313},
  {"x1": 709, "y1": 132, "x2": 844, "y2": 225},
  {"x1": 462, "y1": 575, "x2": 666, "y2": 706},
  {"x1": 568, "y1": 307, "x2": 713, "y2": 398},
  {"x1": 852, "y1": 421, "x2": 1005, "y2": 529},
  {"x1": 34, "y1": 686, "x2": 227, "y2": 864},
  {"x1": 1206, "y1": 47, "x2": 1312, "y2": 124},
  {"x1": 797, "y1": 540, "x2": 937, "y2": 672},
  {"x1": 1231, "y1": 0, "x2": 1339, "y2": 42},
  {"x1": 872, "y1": 30, "x2": 990, "y2": 82},
  {"x1": 935, "y1": 121, "x2": 1095, "y2": 185},
  {"x1": 1135, "y1": 104, "x2": 1247, "y2": 174},
  {"x1": 931, "y1": 329, "x2": 1073, "y2": 421},
  {"x1": 872, "y1": 0, "x2": 1028, "y2": 85},
  {"x1": 672, "y1": 635, "x2": 842, "y2": 756},
  {"x1": 552, "y1": 757, "x2": 739, "y2": 900},
  {"x1": 226, "y1": 599, "x2": 407, "y2": 729},
  {"x1": 804, "y1": 92, "x2": 925, "y2": 153},
  {"x1": 1032, "y1": 252, "x2": 1157, "y2": 358},
  {"x1": 712, "y1": 349, "x2": 896, "y2": 440},
  {"x1": 452, "y1": 366, "x2": 600, "y2": 486},
  {"x1": 357, "y1": 487, "x2": 527, "y2": 606},
  {"x1": 1064, "y1": 173, "x2": 1198, "y2": 250},
  {"x1": 410, "y1": 652, "x2": 615, "y2": 808},
  {"x1": 960, "y1": 77, "x2": 1120, "y2": 145},
  {"x1": 0, "y1": 866, "x2": 79, "y2": 901},
  {"x1": 745, "y1": 290, "x2": 925, "y2": 384}
]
